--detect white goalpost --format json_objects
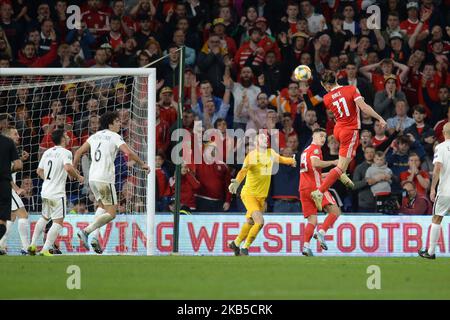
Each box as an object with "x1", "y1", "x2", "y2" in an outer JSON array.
[{"x1": 0, "y1": 68, "x2": 156, "y2": 256}]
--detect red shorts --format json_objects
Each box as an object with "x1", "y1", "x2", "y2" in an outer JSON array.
[
  {"x1": 299, "y1": 189, "x2": 337, "y2": 218},
  {"x1": 333, "y1": 127, "x2": 359, "y2": 159}
]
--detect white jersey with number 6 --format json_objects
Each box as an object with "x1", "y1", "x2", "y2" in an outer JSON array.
[
  {"x1": 87, "y1": 129, "x2": 125, "y2": 184},
  {"x1": 38, "y1": 146, "x2": 73, "y2": 199}
]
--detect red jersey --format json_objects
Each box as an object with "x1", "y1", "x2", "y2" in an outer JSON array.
[
  {"x1": 399, "y1": 170, "x2": 430, "y2": 196},
  {"x1": 40, "y1": 130, "x2": 79, "y2": 150},
  {"x1": 372, "y1": 136, "x2": 388, "y2": 148},
  {"x1": 299, "y1": 143, "x2": 323, "y2": 191},
  {"x1": 400, "y1": 19, "x2": 428, "y2": 36},
  {"x1": 323, "y1": 85, "x2": 361, "y2": 130},
  {"x1": 371, "y1": 73, "x2": 401, "y2": 92}
]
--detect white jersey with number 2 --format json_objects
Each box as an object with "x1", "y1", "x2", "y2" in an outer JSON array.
[
  {"x1": 38, "y1": 146, "x2": 73, "y2": 199},
  {"x1": 87, "y1": 129, "x2": 125, "y2": 184}
]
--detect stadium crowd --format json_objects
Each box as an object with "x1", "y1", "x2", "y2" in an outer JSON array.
[{"x1": 0, "y1": 0, "x2": 448, "y2": 215}]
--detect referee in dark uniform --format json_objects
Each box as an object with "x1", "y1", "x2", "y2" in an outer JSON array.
[{"x1": 0, "y1": 114, "x2": 22, "y2": 243}]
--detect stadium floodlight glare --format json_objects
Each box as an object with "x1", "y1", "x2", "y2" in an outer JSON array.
[{"x1": 0, "y1": 68, "x2": 156, "y2": 256}]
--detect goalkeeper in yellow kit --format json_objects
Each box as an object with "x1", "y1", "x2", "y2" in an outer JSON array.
[{"x1": 228, "y1": 133, "x2": 296, "y2": 256}]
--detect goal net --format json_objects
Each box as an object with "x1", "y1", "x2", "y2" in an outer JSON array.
[{"x1": 0, "y1": 68, "x2": 156, "y2": 255}]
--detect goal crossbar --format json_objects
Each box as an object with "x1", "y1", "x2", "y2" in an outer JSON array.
[{"x1": 0, "y1": 68, "x2": 155, "y2": 76}]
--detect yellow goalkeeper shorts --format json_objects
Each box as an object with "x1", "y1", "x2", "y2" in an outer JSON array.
[{"x1": 241, "y1": 194, "x2": 266, "y2": 219}]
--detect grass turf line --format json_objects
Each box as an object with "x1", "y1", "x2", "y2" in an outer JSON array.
[{"x1": 1, "y1": 256, "x2": 449, "y2": 299}]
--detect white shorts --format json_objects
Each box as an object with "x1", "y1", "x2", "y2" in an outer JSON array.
[
  {"x1": 42, "y1": 197, "x2": 66, "y2": 220},
  {"x1": 433, "y1": 195, "x2": 450, "y2": 217},
  {"x1": 90, "y1": 181, "x2": 118, "y2": 206},
  {"x1": 11, "y1": 189, "x2": 25, "y2": 211}
]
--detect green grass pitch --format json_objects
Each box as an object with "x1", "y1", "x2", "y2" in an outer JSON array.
[{"x1": 1, "y1": 256, "x2": 449, "y2": 300}]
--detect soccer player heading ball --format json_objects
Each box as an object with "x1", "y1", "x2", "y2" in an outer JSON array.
[{"x1": 310, "y1": 71, "x2": 387, "y2": 211}]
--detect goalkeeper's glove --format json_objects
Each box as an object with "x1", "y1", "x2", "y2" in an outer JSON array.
[{"x1": 228, "y1": 179, "x2": 240, "y2": 194}]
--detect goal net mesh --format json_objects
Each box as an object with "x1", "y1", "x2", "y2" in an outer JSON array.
[{"x1": 0, "y1": 73, "x2": 151, "y2": 255}]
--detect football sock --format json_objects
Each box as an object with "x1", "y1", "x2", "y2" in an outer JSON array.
[
  {"x1": 0, "y1": 224, "x2": 6, "y2": 241},
  {"x1": 31, "y1": 217, "x2": 47, "y2": 246},
  {"x1": 320, "y1": 213, "x2": 338, "y2": 233},
  {"x1": 319, "y1": 167, "x2": 343, "y2": 193},
  {"x1": 91, "y1": 207, "x2": 106, "y2": 239},
  {"x1": 42, "y1": 223, "x2": 62, "y2": 251},
  {"x1": 234, "y1": 222, "x2": 252, "y2": 246},
  {"x1": 304, "y1": 223, "x2": 315, "y2": 245},
  {"x1": 428, "y1": 223, "x2": 441, "y2": 256},
  {"x1": 18, "y1": 218, "x2": 30, "y2": 250},
  {"x1": 84, "y1": 212, "x2": 114, "y2": 235},
  {"x1": 303, "y1": 242, "x2": 310, "y2": 249},
  {"x1": 242, "y1": 223, "x2": 263, "y2": 249},
  {"x1": 0, "y1": 220, "x2": 13, "y2": 248}
]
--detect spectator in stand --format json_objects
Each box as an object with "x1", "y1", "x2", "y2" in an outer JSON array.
[
  {"x1": 158, "y1": 86, "x2": 178, "y2": 127},
  {"x1": 365, "y1": 151, "x2": 393, "y2": 213},
  {"x1": 386, "y1": 100, "x2": 415, "y2": 135},
  {"x1": 234, "y1": 27, "x2": 266, "y2": 71},
  {"x1": 247, "y1": 92, "x2": 270, "y2": 132},
  {"x1": 359, "y1": 58, "x2": 409, "y2": 93},
  {"x1": 155, "y1": 152, "x2": 172, "y2": 212},
  {"x1": 156, "y1": 104, "x2": 170, "y2": 156},
  {"x1": 299, "y1": 0, "x2": 327, "y2": 36},
  {"x1": 158, "y1": 44, "x2": 181, "y2": 88},
  {"x1": 210, "y1": 18, "x2": 237, "y2": 57},
  {"x1": 169, "y1": 162, "x2": 201, "y2": 212},
  {"x1": 418, "y1": 62, "x2": 445, "y2": 117},
  {"x1": 39, "y1": 19, "x2": 58, "y2": 56},
  {"x1": 39, "y1": 113, "x2": 79, "y2": 157},
  {"x1": 165, "y1": 29, "x2": 195, "y2": 66},
  {"x1": 99, "y1": 15, "x2": 125, "y2": 53},
  {"x1": 372, "y1": 119, "x2": 390, "y2": 149},
  {"x1": 338, "y1": 61, "x2": 373, "y2": 105},
  {"x1": 230, "y1": 66, "x2": 261, "y2": 130},
  {"x1": 341, "y1": 3, "x2": 358, "y2": 35},
  {"x1": 279, "y1": 112, "x2": 297, "y2": 150},
  {"x1": 259, "y1": 50, "x2": 283, "y2": 96},
  {"x1": 66, "y1": 21, "x2": 96, "y2": 62},
  {"x1": 41, "y1": 99, "x2": 73, "y2": 135},
  {"x1": 400, "y1": 2, "x2": 429, "y2": 40},
  {"x1": 271, "y1": 146, "x2": 300, "y2": 212},
  {"x1": 20, "y1": 176, "x2": 40, "y2": 213},
  {"x1": 294, "y1": 108, "x2": 319, "y2": 152},
  {"x1": 435, "y1": 106, "x2": 450, "y2": 143},
  {"x1": 404, "y1": 105, "x2": 435, "y2": 145},
  {"x1": 134, "y1": 14, "x2": 157, "y2": 50},
  {"x1": 355, "y1": 129, "x2": 373, "y2": 165},
  {"x1": 374, "y1": 75, "x2": 407, "y2": 120},
  {"x1": 17, "y1": 31, "x2": 57, "y2": 67},
  {"x1": 111, "y1": 0, "x2": 135, "y2": 37},
  {"x1": 197, "y1": 33, "x2": 229, "y2": 96},
  {"x1": 195, "y1": 142, "x2": 231, "y2": 212},
  {"x1": 386, "y1": 134, "x2": 426, "y2": 190},
  {"x1": 0, "y1": 2, "x2": 25, "y2": 55},
  {"x1": 360, "y1": 112, "x2": 375, "y2": 135},
  {"x1": 399, "y1": 153, "x2": 430, "y2": 196},
  {"x1": 81, "y1": 0, "x2": 110, "y2": 39},
  {"x1": 399, "y1": 180, "x2": 431, "y2": 215},
  {"x1": 353, "y1": 145, "x2": 376, "y2": 212},
  {"x1": 192, "y1": 75, "x2": 231, "y2": 130},
  {"x1": 116, "y1": 36, "x2": 138, "y2": 67},
  {"x1": 427, "y1": 85, "x2": 450, "y2": 129},
  {"x1": 80, "y1": 114, "x2": 100, "y2": 146}
]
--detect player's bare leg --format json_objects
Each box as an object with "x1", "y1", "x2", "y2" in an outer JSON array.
[
  {"x1": 39, "y1": 218, "x2": 64, "y2": 256},
  {"x1": 419, "y1": 215, "x2": 442, "y2": 260},
  {"x1": 240, "y1": 212, "x2": 264, "y2": 256},
  {"x1": 302, "y1": 215, "x2": 317, "y2": 257},
  {"x1": 28, "y1": 215, "x2": 50, "y2": 255},
  {"x1": 314, "y1": 204, "x2": 341, "y2": 250},
  {"x1": 78, "y1": 201, "x2": 116, "y2": 251},
  {"x1": 229, "y1": 218, "x2": 253, "y2": 256},
  {"x1": 0, "y1": 213, "x2": 15, "y2": 254},
  {"x1": 311, "y1": 156, "x2": 352, "y2": 210}
]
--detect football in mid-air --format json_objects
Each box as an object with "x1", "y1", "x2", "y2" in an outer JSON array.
[{"x1": 294, "y1": 65, "x2": 312, "y2": 81}]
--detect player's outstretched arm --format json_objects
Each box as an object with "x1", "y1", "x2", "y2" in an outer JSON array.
[
  {"x1": 73, "y1": 141, "x2": 90, "y2": 168},
  {"x1": 355, "y1": 98, "x2": 387, "y2": 128},
  {"x1": 311, "y1": 158, "x2": 338, "y2": 169},
  {"x1": 430, "y1": 162, "x2": 442, "y2": 202},
  {"x1": 272, "y1": 150, "x2": 296, "y2": 167},
  {"x1": 36, "y1": 168, "x2": 44, "y2": 180},
  {"x1": 119, "y1": 144, "x2": 150, "y2": 173},
  {"x1": 64, "y1": 164, "x2": 84, "y2": 184}
]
